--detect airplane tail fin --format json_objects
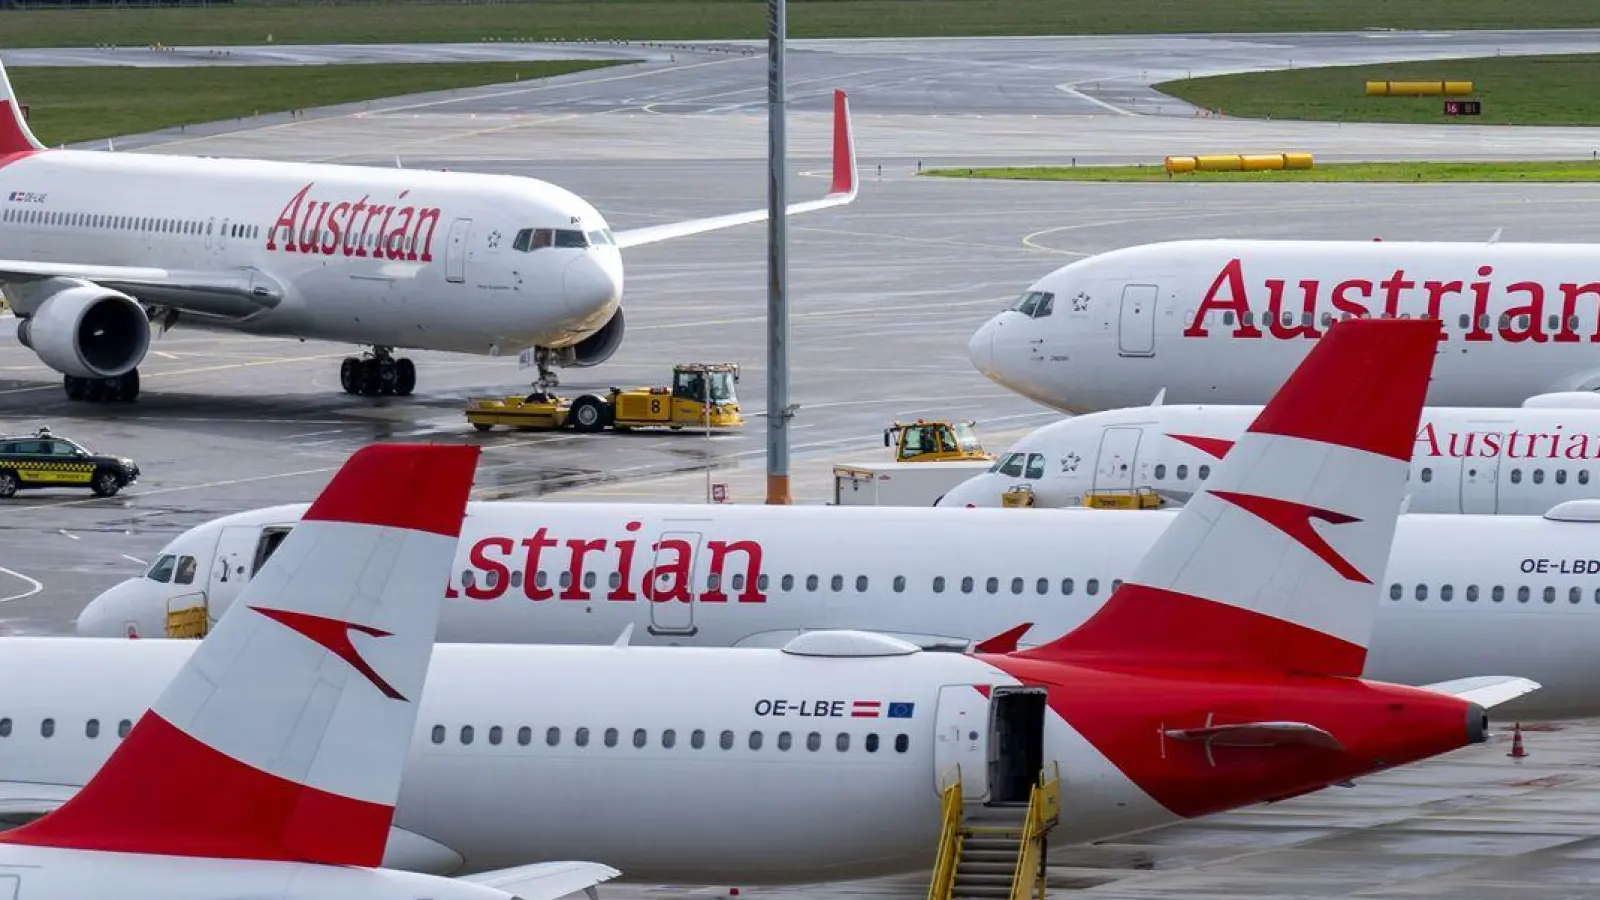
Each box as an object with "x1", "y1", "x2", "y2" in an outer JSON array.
[
  {"x1": 0, "y1": 443, "x2": 481, "y2": 867},
  {"x1": 0, "y1": 59, "x2": 46, "y2": 154},
  {"x1": 1019, "y1": 318, "x2": 1439, "y2": 677}
]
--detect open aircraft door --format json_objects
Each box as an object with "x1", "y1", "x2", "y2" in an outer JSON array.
[
  {"x1": 647, "y1": 530, "x2": 701, "y2": 637},
  {"x1": 1459, "y1": 425, "x2": 1507, "y2": 514},
  {"x1": 1117, "y1": 284, "x2": 1158, "y2": 357},
  {"x1": 934, "y1": 685, "x2": 991, "y2": 801},
  {"x1": 446, "y1": 218, "x2": 472, "y2": 283},
  {"x1": 1091, "y1": 426, "x2": 1142, "y2": 494}
]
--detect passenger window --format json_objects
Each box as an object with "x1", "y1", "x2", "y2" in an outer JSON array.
[
  {"x1": 1087, "y1": 578, "x2": 1099, "y2": 596},
  {"x1": 1199, "y1": 465, "x2": 1210, "y2": 479},
  {"x1": 1544, "y1": 586, "x2": 1556, "y2": 603},
  {"x1": 1036, "y1": 577, "x2": 1048, "y2": 595},
  {"x1": 778, "y1": 731, "x2": 792, "y2": 751},
  {"x1": 1011, "y1": 577, "x2": 1024, "y2": 594},
  {"x1": 518, "y1": 726, "x2": 531, "y2": 745},
  {"x1": 1420, "y1": 468, "x2": 1432, "y2": 483},
  {"x1": 0, "y1": 718, "x2": 10, "y2": 738},
  {"x1": 757, "y1": 574, "x2": 770, "y2": 591},
  {"x1": 546, "y1": 727, "x2": 560, "y2": 746},
  {"x1": 1176, "y1": 465, "x2": 1188, "y2": 480},
  {"x1": 856, "y1": 575, "x2": 868, "y2": 592},
  {"x1": 118, "y1": 719, "x2": 131, "y2": 738},
  {"x1": 634, "y1": 728, "x2": 648, "y2": 748},
  {"x1": 1415, "y1": 584, "x2": 1427, "y2": 601},
  {"x1": 1518, "y1": 586, "x2": 1531, "y2": 603},
  {"x1": 961, "y1": 576, "x2": 974, "y2": 593},
  {"x1": 692, "y1": 729, "x2": 706, "y2": 749},
  {"x1": 986, "y1": 577, "x2": 998, "y2": 594},
  {"x1": 1224, "y1": 311, "x2": 1235, "y2": 325},
  {"x1": 866, "y1": 734, "x2": 880, "y2": 753},
  {"x1": 836, "y1": 733, "x2": 850, "y2": 752},
  {"x1": 41, "y1": 719, "x2": 54, "y2": 738},
  {"x1": 1534, "y1": 469, "x2": 1545, "y2": 485},
  {"x1": 807, "y1": 732, "x2": 821, "y2": 751},
  {"x1": 431, "y1": 725, "x2": 445, "y2": 744},
  {"x1": 576, "y1": 727, "x2": 590, "y2": 747},
  {"x1": 1511, "y1": 469, "x2": 1522, "y2": 484},
  {"x1": 460, "y1": 725, "x2": 474, "y2": 745},
  {"x1": 782, "y1": 574, "x2": 795, "y2": 591},
  {"x1": 1389, "y1": 583, "x2": 1401, "y2": 601},
  {"x1": 933, "y1": 576, "x2": 946, "y2": 593},
  {"x1": 86, "y1": 719, "x2": 100, "y2": 739},
  {"x1": 895, "y1": 734, "x2": 909, "y2": 753},
  {"x1": 663, "y1": 729, "x2": 676, "y2": 748},
  {"x1": 720, "y1": 730, "x2": 734, "y2": 750},
  {"x1": 1440, "y1": 584, "x2": 1453, "y2": 602},
  {"x1": 893, "y1": 575, "x2": 906, "y2": 593},
  {"x1": 748, "y1": 731, "x2": 762, "y2": 750},
  {"x1": 1571, "y1": 587, "x2": 1583, "y2": 604},
  {"x1": 1155, "y1": 464, "x2": 1166, "y2": 479},
  {"x1": 489, "y1": 726, "x2": 502, "y2": 745},
  {"x1": 830, "y1": 574, "x2": 843, "y2": 592},
  {"x1": 1492, "y1": 586, "x2": 1505, "y2": 602},
  {"x1": 1062, "y1": 578, "x2": 1074, "y2": 595},
  {"x1": 1466, "y1": 585, "x2": 1478, "y2": 602},
  {"x1": 1458, "y1": 314, "x2": 1469, "y2": 329},
  {"x1": 806, "y1": 575, "x2": 819, "y2": 591},
  {"x1": 1558, "y1": 469, "x2": 1568, "y2": 485},
  {"x1": 604, "y1": 728, "x2": 618, "y2": 747}
]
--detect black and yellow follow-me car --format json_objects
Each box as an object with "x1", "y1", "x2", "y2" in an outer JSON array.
[{"x1": 0, "y1": 428, "x2": 140, "y2": 498}]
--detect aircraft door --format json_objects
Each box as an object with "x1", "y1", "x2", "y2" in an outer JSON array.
[
  {"x1": 446, "y1": 218, "x2": 472, "y2": 283},
  {"x1": 1091, "y1": 426, "x2": 1142, "y2": 494},
  {"x1": 0, "y1": 874, "x2": 20, "y2": 900},
  {"x1": 1117, "y1": 284, "x2": 1159, "y2": 357},
  {"x1": 989, "y1": 688, "x2": 1047, "y2": 805},
  {"x1": 207, "y1": 525, "x2": 270, "y2": 617},
  {"x1": 647, "y1": 530, "x2": 701, "y2": 637},
  {"x1": 1459, "y1": 429, "x2": 1504, "y2": 514},
  {"x1": 934, "y1": 685, "x2": 992, "y2": 802}
]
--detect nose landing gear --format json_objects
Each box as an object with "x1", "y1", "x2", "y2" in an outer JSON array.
[
  {"x1": 530, "y1": 346, "x2": 561, "y2": 394},
  {"x1": 340, "y1": 347, "x2": 416, "y2": 397}
]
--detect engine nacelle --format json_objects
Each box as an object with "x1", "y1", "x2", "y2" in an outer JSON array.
[
  {"x1": 567, "y1": 306, "x2": 625, "y2": 368},
  {"x1": 1522, "y1": 391, "x2": 1600, "y2": 410},
  {"x1": 14, "y1": 282, "x2": 149, "y2": 379}
]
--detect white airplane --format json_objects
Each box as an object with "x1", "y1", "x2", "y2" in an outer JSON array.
[
  {"x1": 968, "y1": 239, "x2": 1600, "y2": 413},
  {"x1": 0, "y1": 60, "x2": 857, "y2": 401},
  {"x1": 937, "y1": 398, "x2": 1600, "y2": 514},
  {"x1": 2, "y1": 319, "x2": 1536, "y2": 883},
  {"x1": 0, "y1": 441, "x2": 620, "y2": 900}
]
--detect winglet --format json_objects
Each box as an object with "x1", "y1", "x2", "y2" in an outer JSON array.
[
  {"x1": 829, "y1": 89, "x2": 858, "y2": 200},
  {"x1": 0, "y1": 58, "x2": 45, "y2": 154},
  {"x1": 0, "y1": 443, "x2": 480, "y2": 867}
]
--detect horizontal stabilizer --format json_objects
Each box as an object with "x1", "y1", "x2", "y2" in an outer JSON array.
[
  {"x1": 460, "y1": 861, "x2": 622, "y2": 900},
  {"x1": 1164, "y1": 721, "x2": 1342, "y2": 750},
  {"x1": 974, "y1": 622, "x2": 1033, "y2": 655},
  {"x1": 1420, "y1": 675, "x2": 1541, "y2": 709}
]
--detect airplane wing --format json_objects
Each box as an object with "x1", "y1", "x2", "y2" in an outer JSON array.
[
  {"x1": 1420, "y1": 675, "x2": 1541, "y2": 708},
  {"x1": 612, "y1": 89, "x2": 858, "y2": 250},
  {"x1": 458, "y1": 861, "x2": 622, "y2": 900},
  {"x1": 0, "y1": 262, "x2": 288, "y2": 320}
]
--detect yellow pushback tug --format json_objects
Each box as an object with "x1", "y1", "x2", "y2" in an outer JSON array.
[{"x1": 466, "y1": 363, "x2": 744, "y2": 433}]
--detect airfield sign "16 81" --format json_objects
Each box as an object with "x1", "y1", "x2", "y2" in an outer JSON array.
[{"x1": 1444, "y1": 99, "x2": 1482, "y2": 116}]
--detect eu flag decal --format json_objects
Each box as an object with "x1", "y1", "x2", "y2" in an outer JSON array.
[{"x1": 887, "y1": 702, "x2": 916, "y2": 719}]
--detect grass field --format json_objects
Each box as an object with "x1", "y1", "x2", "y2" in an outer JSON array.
[
  {"x1": 2, "y1": 0, "x2": 1600, "y2": 47},
  {"x1": 924, "y1": 161, "x2": 1600, "y2": 183},
  {"x1": 8, "y1": 60, "x2": 616, "y2": 145},
  {"x1": 1157, "y1": 54, "x2": 1600, "y2": 126}
]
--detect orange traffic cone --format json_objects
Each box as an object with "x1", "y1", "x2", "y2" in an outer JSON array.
[{"x1": 1508, "y1": 723, "x2": 1527, "y2": 759}]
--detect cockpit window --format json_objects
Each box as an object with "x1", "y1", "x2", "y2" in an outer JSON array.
[
  {"x1": 553, "y1": 229, "x2": 589, "y2": 248},
  {"x1": 145, "y1": 554, "x2": 176, "y2": 584},
  {"x1": 1024, "y1": 453, "x2": 1045, "y2": 479},
  {"x1": 513, "y1": 228, "x2": 590, "y2": 251},
  {"x1": 587, "y1": 229, "x2": 614, "y2": 247},
  {"x1": 998, "y1": 453, "x2": 1025, "y2": 477},
  {"x1": 1008, "y1": 290, "x2": 1055, "y2": 318}
]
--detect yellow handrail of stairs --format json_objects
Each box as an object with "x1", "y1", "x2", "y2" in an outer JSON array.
[
  {"x1": 927, "y1": 764, "x2": 964, "y2": 900},
  {"x1": 1008, "y1": 762, "x2": 1062, "y2": 900}
]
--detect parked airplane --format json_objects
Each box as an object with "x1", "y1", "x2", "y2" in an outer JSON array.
[
  {"x1": 968, "y1": 239, "x2": 1600, "y2": 412},
  {"x1": 0, "y1": 60, "x2": 856, "y2": 401},
  {"x1": 8, "y1": 319, "x2": 1535, "y2": 882},
  {"x1": 0, "y1": 442, "x2": 620, "y2": 900},
  {"x1": 936, "y1": 399, "x2": 1600, "y2": 514}
]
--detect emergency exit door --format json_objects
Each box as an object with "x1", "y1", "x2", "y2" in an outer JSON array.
[
  {"x1": 1118, "y1": 284, "x2": 1159, "y2": 356},
  {"x1": 446, "y1": 218, "x2": 472, "y2": 283},
  {"x1": 647, "y1": 531, "x2": 701, "y2": 636},
  {"x1": 1459, "y1": 429, "x2": 1505, "y2": 514},
  {"x1": 1092, "y1": 426, "x2": 1142, "y2": 494},
  {"x1": 934, "y1": 685, "x2": 991, "y2": 801}
]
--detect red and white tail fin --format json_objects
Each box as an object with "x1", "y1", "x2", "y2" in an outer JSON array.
[
  {"x1": 0, "y1": 443, "x2": 480, "y2": 866},
  {"x1": 0, "y1": 60, "x2": 45, "y2": 155},
  {"x1": 1021, "y1": 318, "x2": 1439, "y2": 677}
]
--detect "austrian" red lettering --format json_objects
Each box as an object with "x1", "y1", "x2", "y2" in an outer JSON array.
[{"x1": 264, "y1": 182, "x2": 443, "y2": 263}]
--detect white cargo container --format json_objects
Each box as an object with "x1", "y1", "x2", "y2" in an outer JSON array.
[{"x1": 831, "y1": 460, "x2": 992, "y2": 507}]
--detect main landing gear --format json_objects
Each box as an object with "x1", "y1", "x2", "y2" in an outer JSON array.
[
  {"x1": 530, "y1": 346, "x2": 561, "y2": 394},
  {"x1": 340, "y1": 347, "x2": 416, "y2": 397},
  {"x1": 64, "y1": 370, "x2": 140, "y2": 403}
]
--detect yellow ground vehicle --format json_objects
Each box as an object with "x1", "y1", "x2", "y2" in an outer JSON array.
[
  {"x1": 883, "y1": 419, "x2": 993, "y2": 463},
  {"x1": 466, "y1": 363, "x2": 744, "y2": 433},
  {"x1": 1083, "y1": 487, "x2": 1163, "y2": 510}
]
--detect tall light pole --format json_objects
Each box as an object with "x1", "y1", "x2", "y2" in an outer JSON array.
[{"x1": 764, "y1": 0, "x2": 792, "y2": 505}]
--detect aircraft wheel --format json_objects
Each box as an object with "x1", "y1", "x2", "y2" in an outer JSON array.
[
  {"x1": 395, "y1": 358, "x2": 417, "y2": 396},
  {"x1": 340, "y1": 358, "x2": 360, "y2": 394},
  {"x1": 377, "y1": 358, "x2": 398, "y2": 396},
  {"x1": 63, "y1": 375, "x2": 87, "y2": 401},
  {"x1": 358, "y1": 359, "x2": 380, "y2": 396},
  {"x1": 570, "y1": 396, "x2": 608, "y2": 433},
  {"x1": 114, "y1": 369, "x2": 140, "y2": 402}
]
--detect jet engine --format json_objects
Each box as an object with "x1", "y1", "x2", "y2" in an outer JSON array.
[
  {"x1": 568, "y1": 306, "x2": 625, "y2": 368},
  {"x1": 1521, "y1": 391, "x2": 1600, "y2": 410},
  {"x1": 14, "y1": 282, "x2": 149, "y2": 379}
]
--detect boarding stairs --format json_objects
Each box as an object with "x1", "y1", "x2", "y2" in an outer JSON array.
[{"x1": 928, "y1": 763, "x2": 1061, "y2": 900}]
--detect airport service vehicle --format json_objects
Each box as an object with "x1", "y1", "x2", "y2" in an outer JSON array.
[
  {"x1": 937, "y1": 398, "x2": 1600, "y2": 515},
  {"x1": 0, "y1": 425, "x2": 138, "y2": 498},
  {"x1": 885, "y1": 420, "x2": 993, "y2": 463},
  {"x1": 465, "y1": 363, "x2": 742, "y2": 433},
  {"x1": 832, "y1": 460, "x2": 991, "y2": 506},
  {"x1": 0, "y1": 63, "x2": 857, "y2": 401},
  {"x1": 968, "y1": 239, "x2": 1600, "y2": 412},
  {"x1": 11, "y1": 321, "x2": 1534, "y2": 883},
  {"x1": 0, "y1": 443, "x2": 620, "y2": 900}
]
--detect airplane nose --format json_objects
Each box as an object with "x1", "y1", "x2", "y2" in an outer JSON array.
[
  {"x1": 564, "y1": 250, "x2": 623, "y2": 319},
  {"x1": 75, "y1": 578, "x2": 155, "y2": 638},
  {"x1": 936, "y1": 477, "x2": 995, "y2": 508},
  {"x1": 968, "y1": 319, "x2": 996, "y2": 376}
]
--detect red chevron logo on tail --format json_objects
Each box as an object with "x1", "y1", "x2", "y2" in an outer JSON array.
[
  {"x1": 1208, "y1": 491, "x2": 1370, "y2": 584},
  {"x1": 1167, "y1": 433, "x2": 1235, "y2": 460},
  {"x1": 251, "y1": 606, "x2": 407, "y2": 701}
]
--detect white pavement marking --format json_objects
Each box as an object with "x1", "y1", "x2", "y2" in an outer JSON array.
[
  {"x1": 0, "y1": 566, "x2": 42, "y2": 604},
  {"x1": 120, "y1": 554, "x2": 147, "y2": 566}
]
